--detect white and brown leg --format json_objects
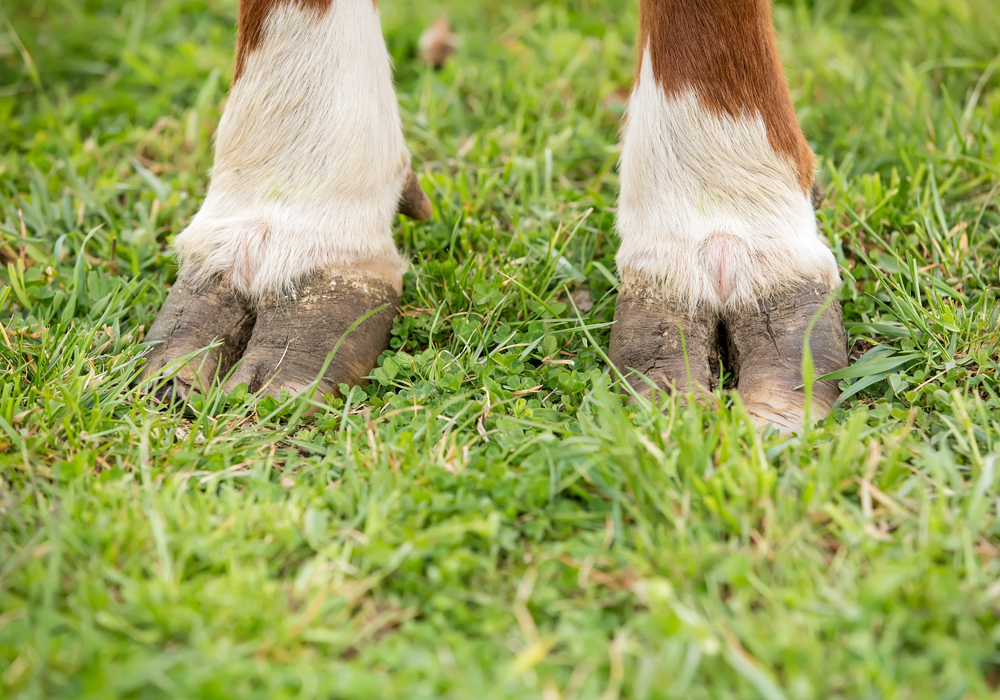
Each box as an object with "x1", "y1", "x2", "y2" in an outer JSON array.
[
  {"x1": 142, "y1": 0, "x2": 430, "y2": 401},
  {"x1": 609, "y1": 0, "x2": 847, "y2": 430}
]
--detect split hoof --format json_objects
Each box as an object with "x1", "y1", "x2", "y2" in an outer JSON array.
[
  {"x1": 222, "y1": 269, "x2": 400, "y2": 403},
  {"x1": 609, "y1": 279, "x2": 847, "y2": 433},
  {"x1": 139, "y1": 275, "x2": 256, "y2": 402}
]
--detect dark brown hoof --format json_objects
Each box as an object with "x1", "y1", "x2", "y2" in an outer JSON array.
[
  {"x1": 609, "y1": 282, "x2": 719, "y2": 403},
  {"x1": 397, "y1": 171, "x2": 433, "y2": 222},
  {"x1": 140, "y1": 275, "x2": 256, "y2": 402},
  {"x1": 222, "y1": 270, "x2": 400, "y2": 403},
  {"x1": 726, "y1": 281, "x2": 847, "y2": 433}
]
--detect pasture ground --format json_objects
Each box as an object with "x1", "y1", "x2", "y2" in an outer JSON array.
[{"x1": 2, "y1": 0, "x2": 1000, "y2": 697}]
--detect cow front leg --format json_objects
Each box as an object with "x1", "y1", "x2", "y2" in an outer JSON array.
[
  {"x1": 610, "y1": 0, "x2": 847, "y2": 431},
  {"x1": 141, "y1": 0, "x2": 430, "y2": 402}
]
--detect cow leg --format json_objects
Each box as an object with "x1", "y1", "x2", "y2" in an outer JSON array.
[
  {"x1": 609, "y1": 0, "x2": 847, "y2": 431},
  {"x1": 141, "y1": 0, "x2": 430, "y2": 401}
]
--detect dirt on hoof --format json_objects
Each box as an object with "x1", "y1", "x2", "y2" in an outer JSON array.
[
  {"x1": 725, "y1": 281, "x2": 847, "y2": 433},
  {"x1": 397, "y1": 171, "x2": 433, "y2": 221},
  {"x1": 222, "y1": 270, "x2": 400, "y2": 402},
  {"x1": 140, "y1": 275, "x2": 256, "y2": 402},
  {"x1": 609, "y1": 283, "x2": 720, "y2": 403}
]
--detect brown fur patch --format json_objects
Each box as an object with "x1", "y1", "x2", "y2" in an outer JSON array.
[
  {"x1": 233, "y1": 0, "x2": 337, "y2": 84},
  {"x1": 638, "y1": 0, "x2": 815, "y2": 193}
]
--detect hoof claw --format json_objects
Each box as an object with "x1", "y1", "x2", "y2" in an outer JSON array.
[
  {"x1": 609, "y1": 283, "x2": 719, "y2": 403},
  {"x1": 727, "y1": 281, "x2": 847, "y2": 433},
  {"x1": 139, "y1": 275, "x2": 255, "y2": 401}
]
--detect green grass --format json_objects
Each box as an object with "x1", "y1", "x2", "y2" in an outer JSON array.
[{"x1": 2, "y1": 0, "x2": 1000, "y2": 697}]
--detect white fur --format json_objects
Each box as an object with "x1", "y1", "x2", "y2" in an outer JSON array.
[
  {"x1": 616, "y1": 48, "x2": 839, "y2": 313},
  {"x1": 174, "y1": 0, "x2": 409, "y2": 300}
]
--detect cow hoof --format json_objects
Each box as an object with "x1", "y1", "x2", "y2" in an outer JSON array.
[
  {"x1": 609, "y1": 281, "x2": 720, "y2": 404},
  {"x1": 140, "y1": 276, "x2": 256, "y2": 402},
  {"x1": 726, "y1": 281, "x2": 847, "y2": 433},
  {"x1": 221, "y1": 269, "x2": 400, "y2": 403},
  {"x1": 609, "y1": 280, "x2": 847, "y2": 433}
]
